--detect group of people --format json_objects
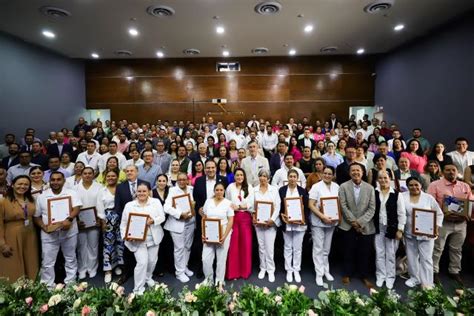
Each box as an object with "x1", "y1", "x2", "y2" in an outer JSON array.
[{"x1": 0, "y1": 113, "x2": 473, "y2": 294}]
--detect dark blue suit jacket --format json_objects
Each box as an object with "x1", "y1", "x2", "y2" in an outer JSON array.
[
  {"x1": 47, "y1": 143, "x2": 74, "y2": 158},
  {"x1": 1, "y1": 156, "x2": 19, "y2": 170},
  {"x1": 192, "y1": 175, "x2": 228, "y2": 212},
  {"x1": 114, "y1": 179, "x2": 150, "y2": 217}
]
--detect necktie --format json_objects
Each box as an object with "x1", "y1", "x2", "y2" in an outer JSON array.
[{"x1": 130, "y1": 182, "x2": 136, "y2": 198}]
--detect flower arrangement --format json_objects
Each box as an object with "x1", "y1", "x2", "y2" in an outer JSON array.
[{"x1": 0, "y1": 277, "x2": 473, "y2": 315}]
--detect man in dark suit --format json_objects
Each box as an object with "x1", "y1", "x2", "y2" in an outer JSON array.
[
  {"x1": 393, "y1": 157, "x2": 425, "y2": 190},
  {"x1": 47, "y1": 132, "x2": 73, "y2": 158},
  {"x1": 270, "y1": 141, "x2": 288, "y2": 176},
  {"x1": 20, "y1": 134, "x2": 35, "y2": 152},
  {"x1": 174, "y1": 121, "x2": 187, "y2": 137},
  {"x1": 192, "y1": 159, "x2": 228, "y2": 278},
  {"x1": 190, "y1": 143, "x2": 210, "y2": 165},
  {"x1": 297, "y1": 128, "x2": 316, "y2": 152},
  {"x1": 1, "y1": 143, "x2": 20, "y2": 170},
  {"x1": 114, "y1": 165, "x2": 150, "y2": 284},
  {"x1": 336, "y1": 146, "x2": 367, "y2": 184},
  {"x1": 30, "y1": 141, "x2": 48, "y2": 170},
  {"x1": 328, "y1": 113, "x2": 340, "y2": 130}
]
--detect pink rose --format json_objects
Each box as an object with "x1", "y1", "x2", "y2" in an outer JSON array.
[
  {"x1": 299, "y1": 285, "x2": 306, "y2": 293},
  {"x1": 146, "y1": 311, "x2": 156, "y2": 316},
  {"x1": 25, "y1": 297, "x2": 33, "y2": 306},
  {"x1": 263, "y1": 287, "x2": 270, "y2": 295},
  {"x1": 39, "y1": 304, "x2": 49, "y2": 314},
  {"x1": 115, "y1": 286, "x2": 125, "y2": 297},
  {"x1": 228, "y1": 302, "x2": 235, "y2": 312},
  {"x1": 81, "y1": 305, "x2": 91, "y2": 316}
]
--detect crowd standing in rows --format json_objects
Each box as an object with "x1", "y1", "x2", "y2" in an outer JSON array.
[{"x1": 1, "y1": 113, "x2": 473, "y2": 294}]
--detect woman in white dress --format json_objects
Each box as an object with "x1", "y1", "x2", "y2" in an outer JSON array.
[
  {"x1": 253, "y1": 168, "x2": 280, "y2": 282},
  {"x1": 308, "y1": 166, "x2": 339, "y2": 286},
  {"x1": 200, "y1": 182, "x2": 234, "y2": 286},
  {"x1": 402, "y1": 176, "x2": 443, "y2": 289},
  {"x1": 120, "y1": 183, "x2": 166, "y2": 294}
]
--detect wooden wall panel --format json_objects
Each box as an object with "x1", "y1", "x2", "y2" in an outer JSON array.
[{"x1": 86, "y1": 55, "x2": 376, "y2": 124}]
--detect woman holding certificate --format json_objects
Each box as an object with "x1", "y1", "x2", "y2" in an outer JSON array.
[
  {"x1": 164, "y1": 172, "x2": 195, "y2": 283},
  {"x1": 201, "y1": 183, "x2": 234, "y2": 286},
  {"x1": 253, "y1": 168, "x2": 280, "y2": 282},
  {"x1": 402, "y1": 176, "x2": 443, "y2": 289},
  {"x1": 120, "y1": 183, "x2": 165, "y2": 294},
  {"x1": 226, "y1": 168, "x2": 254, "y2": 280},
  {"x1": 96, "y1": 169, "x2": 123, "y2": 283},
  {"x1": 75, "y1": 167, "x2": 102, "y2": 279},
  {"x1": 373, "y1": 170, "x2": 406, "y2": 289},
  {"x1": 0, "y1": 175, "x2": 39, "y2": 283},
  {"x1": 279, "y1": 169, "x2": 309, "y2": 283},
  {"x1": 308, "y1": 166, "x2": 339, "y2": 286}
]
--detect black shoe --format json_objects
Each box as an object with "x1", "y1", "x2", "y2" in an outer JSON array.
[
  {"x1": 449, "y1": 273, "x2": 464, "y2": 286},
  {"x1": 117, "y1": 274, "x2": 130, "y2": 285},
  {"x1": 196, "y1": 271, "x2": 204, "y2": 279},
  {"x1": 433, "y1": 273, "x2": 441, "y2": 285}
]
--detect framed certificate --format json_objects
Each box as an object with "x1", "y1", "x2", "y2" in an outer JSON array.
[
  {"x1": 125, "y1": 213, "x2": 149, "y2": 241},
  {"x1": 284, "y1": 197, "x2": 305, "y2": 224},
  {"x1": 47, "y1": 196, "x2": 72, "y2": 225},
  {"x1": 412, "y1": 208, "x2": 437, "y2": 238},
  {"x1": 255, "y1": 201, "x2": 274, "y2": 224},
  {"x1": 442, "y1": 195, "x2": 472, "y2": 218},
  {"x1": 202, "y1": 218, "x2": 222, "y2": 244},
  {"x1": 172, "y1": 193, "x2": 195, "y2": 216},
  {"x1": 78, "y1": 207, "x2": 98, "y2": 229},
  {"x1": 320, "y1": 197, "x2": 341, "y2": 223}
]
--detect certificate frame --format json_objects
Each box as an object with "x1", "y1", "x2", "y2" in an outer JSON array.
[
  {"x1": 412, "y1": 208, "x2": 437, "y2": 238},
  {"x1": 320, "y1": 197, "x2": 341, "y2": 223},
  {"x1": 172, "y1": 193, "x2": 195, "y2": 216},
  {"x1": 125, "y1": 213, "x2": 149, "y2": 241},
  {"x1": 202, "y1": 218, "x2": 222, "y2": 244},
  {"x1": 47, "y1": 196, "x2": 72, "y2": 225},
  {"x1": 254, "y1": 201, "x2": 274, "y2": 224},
  {"x1": 442, "y1": 195, "x2": 472, "y2": 218},
  {"x1": 284, "y1": 196, "x2": 305, "y2": 225},
  {"x1": 78, "y1": 207, "x2": 98, "y2": 230}
]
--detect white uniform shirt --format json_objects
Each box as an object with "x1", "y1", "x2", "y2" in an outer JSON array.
[
  {"x1": 308, "y1": 181, "x2": 339, "y2": 227},
  {"x1": 272, "y1": 166, "x2": 306, "y2": 188},
  {"x1": 163, "y1": 185, "x2": 195, "y2": 233},
  {"x1": 254, "y1": 184, "x2": 281, "y2": 225},
  {"x1": 75, "y1": 181, "x2": 102, "y2": 209},
  {"x1": 76, "y1": 151, "x2": 102, "y2": 173},
  {"x1": 401, "y1": 191, "x2": 443, "y2": 240},
  {"x1": 202, "y1": 198, "x2": 234, "y2": 226},
  {"x1": 225, "y1": 183, "x2": 255, "y2": 213},
  {"x1": 262, "y1": 133, "x2": 278, "y2": 151},
  {"x1": 284, "y1": 187, "x2": 306, "y2": 232},
  {"x1": 99, "y1": 152, "x2": 127, "y2": 173},
  {"x1": 375, "y1": 187, "x2": 406, "y2": 230}
]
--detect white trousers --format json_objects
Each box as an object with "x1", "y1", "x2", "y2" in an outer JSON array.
[
  {"x1": 41, "y1": 234, "x2": 78, "y2": 287},
  {"x1": 202, "y1": 230, "x2": 232, "y2": 283},
  {"x1": 77, "y1": 228, "x2": 99, "y2": 276},
  {"x1": 405, "y1": 237, "x2": 434, "y2": 287},
  {"x1": 255, "y1": 226, "x2": 277, "y2": 273},
  {"x1": 283, "y1": 230, "x2": 305, "y2": 272},
  {"x1": 170, "y1": 222, "x2": 195, "y2": 277},
  {"x1": 374, "y1": 225, "x2": 399, "y2": 283},
  {"x1": 133, "y1": 243, "x2": 159, "y2": 294},
  {"x1": 311, "y1": 226, "x2": 335, "y2": 277}
]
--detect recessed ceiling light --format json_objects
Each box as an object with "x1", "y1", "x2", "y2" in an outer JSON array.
[
  {"x1": 289, "y1": 49, "x2": 296, "y2": 56},
  {"x1": 156, "y1": 51, "x2": 164, "y2": 58},
  {"x1": 394, "y1": 24, "x2": 405, "y2": 31},
  {"x1": 42, "y1": 30, "x2": 55, "y2": 38},
  {"x1": 304, "y1": 25, "x2": 314, "y2": 33},
  {"x1": 91, "y1": 53, "x2": 99, "y2": 59},
  {"x1": 222, "y1": 50, "x2": 230, "y2": 57},
  {"x1": 216, "y1": 26, "x2": 225, "y2": 34},
  {"x1": 126, "y1": 76, "x2": 134, "y2": 81},
  {"x1": 357, "y1": 48, "x2": 365, "y2": 54},
  {"x1": 128, "y1": 28, "x2": 139, "y2": 37}
]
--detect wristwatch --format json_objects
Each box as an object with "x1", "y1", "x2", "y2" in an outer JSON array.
[{"x1": 66, "y1": 217, "x2": 74, "y2": 222}]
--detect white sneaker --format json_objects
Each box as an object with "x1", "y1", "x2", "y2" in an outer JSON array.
[
  {"x1": 258, "y1": 270, "x2": 266, "y2": 279},
  {"x1": 405, "y1": 278, "x2": 420, "y2": 288},
  {"x1": 185, "y1": 268, "x2": 194, "y2": 277},
  {"x1": 78, "y1": 271, "x2": 87, "y2": 280},
  {"x1": 177, "y1": 274, "x2": 190, "y2": 283},
  {"x1": 286, "y1": 271, "x2": 293, "y2": 283},
  {"x1": 376, "y1": 279, "x2": 384, "y2": 288},
  {"x1": 146, "y1": 279, "x2": 156, "y2": 287},
  {"x1": 386, "y1": 280, "x2": 394, "y2": 289},
  {"x1": 114, "y1": 267, "x2": 122, "y2": 276},
  {"x1": 104, "y1": 273, "x2": 112, "y2": 283},
  {"x1": 324, "y1": 272, "x2": 334, "y2": 282},
  {"x1": 294, "y1": 271, "x2": 301, "y2": 283},
  {"x1": 268, "y1": 272, "x2": 275, "y2": 283},
  {"x1": 316, "y1": 276, "x2": 324, "y2": 287}
]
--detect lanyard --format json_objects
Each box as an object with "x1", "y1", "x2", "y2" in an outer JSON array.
[{"x1": 22, "y1": 204, "x2": 28, "y2": 219}]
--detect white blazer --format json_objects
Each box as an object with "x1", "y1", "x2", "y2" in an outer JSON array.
[
  {"x1": 241, "y1": 155, "x2": 270, "y2": 187},
  {"x1": 120, "y1": 197, "x2": 165, "y2": 252},
  {"x1": 163, "y1": 186, "x2": 195, "y2": 233}
]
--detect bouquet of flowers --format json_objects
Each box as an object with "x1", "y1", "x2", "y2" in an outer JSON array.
[
  {"x1": 230, "y1": 284, "x2": 278, "y2": 315},
  {"x1": 178, "y1": 282, "x2": 230, "y2": 315},
  {"x1": 125, "y1": 283, "x2": 177, "y2": 315}
]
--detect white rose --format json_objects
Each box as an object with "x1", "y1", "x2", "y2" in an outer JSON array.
[
  {"x1": 109, "y1": 282, "x2": 119, "y2": 291},
  {"x1": 55, "y1": 283, "x2": 65, "y2": 291},
  {"x1": 47, "y1": 294, "x2": 62, "y2": 307},
  {"x1": 289, "y1": 284, "x2": 298, "y2": 291},
  {"x1": 73, "y1": 298, "x2": 81, "y2": 309}
]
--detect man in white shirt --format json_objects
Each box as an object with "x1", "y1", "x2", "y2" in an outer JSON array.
[
  {"x1": 241, "y1": 141, "x2": 270, "y2": 187},
  {"x1": 183, "y1": 130, "x2": 196, "y2": 150},
  {"x1": 447, "y1": 137, "x2": 474, "y2": 177},
  {"x1": 356, "y1": 121, "x2": 373, "y2": 141},
  {"x1": 76, "y1": 141, "x2": 102, "y2": 174},
  {"x1": 262, "y1": 125, "x2": 278, "y2": 160},
  {"x1": 98, "y1": 141, "x2": 127, "y2": 173},
  {"x1": 271, "y1": 153, "x2": 306, "y2": 188},
  {"x1": 230, "y1": 127, "x2": 247, "y2": 149},
  {"x1": 387, "y1": 130, "x2": 406, "y2": 152},
  {"x1": 33, "y1": 172, "x2": 82, "y2": 287},
  {"x1": 247, "y1": 114, "x2": 260, "y2": 129}
]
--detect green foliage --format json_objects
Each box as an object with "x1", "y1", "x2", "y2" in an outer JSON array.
[
  {"x1": 231, "y1": 284, "x2": 278, "y2": 315},
  {"x1": 407, "y1": 286, "x2": 456, "y2": 316},
  {"x1": 125, "y1": 283, "x2": 177, "y2": 315},
  {"x1": 314, "y1": 288, "x2": 371, "y2": 316},
  {"x1": 178, "y1": 282, "x2": 230, "y2": 315},
  {"x1": 273, "y1": 284, "x2": 313, "y2": 316}
]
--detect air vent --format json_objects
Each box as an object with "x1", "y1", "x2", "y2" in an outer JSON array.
[
  {"x1": 39, "y1": 6, "x2": 71, "y2": 18},
  {"x1": 146, "y1": 5, "x2": 175, "y2": 17},
  {"x1": 114, "y1": 50, "x2": 133, "y2": 57},
  {"x1": 255, "y1": 1, "x2": 282, "y2": 15},
  {"x1": 216, "y1": 62, "x2": 240, "y2": 72},
  {"x1": 251, "y1": 47, "x2": 269, "y2": 55},
  {"x1": 363, "y1": 0, "x2": 394, "y2": 14},
  {"x1": 183, "y1": 48, "x2": 201, "y2": 56},
  {"x1": 320, "y1": 46, "x2": 338, "y2": 53}
]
